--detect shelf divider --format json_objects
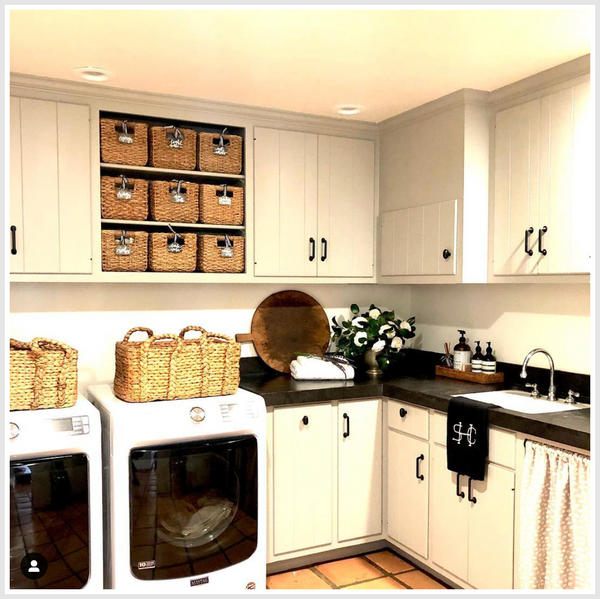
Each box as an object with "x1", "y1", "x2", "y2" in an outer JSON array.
[
  {"x1": 101, "y1": 219, "x2": 245, "y2": 231},
  {"x1": 100, "y1": 163, "x2": 244, "y2": 180}
]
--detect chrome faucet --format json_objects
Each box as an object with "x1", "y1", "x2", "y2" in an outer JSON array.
[{"x1": 520, "y1": 348, "x2": 556, "y2": 401}]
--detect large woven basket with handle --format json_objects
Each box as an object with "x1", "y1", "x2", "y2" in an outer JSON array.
[{"x1": 10, "y1": 338, "x2": 78, "y2": 411}]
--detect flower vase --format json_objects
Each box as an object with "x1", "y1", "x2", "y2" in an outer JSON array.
[{"x1": 364, "y1": 348, "x2": 383, "y2": 377}]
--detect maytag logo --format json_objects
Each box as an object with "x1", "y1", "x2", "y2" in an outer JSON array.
[
  {"x1": 190, "y1": 576, "x2": 209, "y2": 587},
  {"x1": 137, "y1": 560, "x2": 155, "y2": 570}
]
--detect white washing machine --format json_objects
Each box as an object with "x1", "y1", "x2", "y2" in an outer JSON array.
[
  {"x1": 8, "y1": 396, "x2": 103, "y2": 591},
  {"x1": 88, "y1": 384, "x2": 266, "y2": 593}
]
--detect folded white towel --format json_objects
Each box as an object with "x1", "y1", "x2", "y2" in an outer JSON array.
[{"x1": 290, "y1": 355, "x2": 354, "y2": 380}]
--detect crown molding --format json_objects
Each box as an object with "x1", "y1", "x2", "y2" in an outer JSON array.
[
  {"x1": 378, "y1": 88, "x2": 490, "y2": 134},
  {"x1": 9, "y1": 72, "x2": 378, "y2": 136}
]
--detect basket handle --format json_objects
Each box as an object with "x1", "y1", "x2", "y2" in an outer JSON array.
[
  {"x1": 123, "y1": 327, "x2": 154, "y2": 342},
  {"x1": 139, "y1": 334, "x2": 182, "y2": 402},
  {"x1": 10, "y1": 338, "x2": 31, "y2": 350},
  {"x1": 30, "y1": 338, "x2": 75, "y2": 410},
  {"x1": 179, "y1": 325, "x2": 208, "y2": 338}
]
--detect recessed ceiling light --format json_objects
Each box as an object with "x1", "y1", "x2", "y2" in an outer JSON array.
[
  {"x1": 336, "y1": 104, "x2": 364, "y2": 116},
  {"x1": 74, "y1": 67, "x2": 114, "y2": 82}
]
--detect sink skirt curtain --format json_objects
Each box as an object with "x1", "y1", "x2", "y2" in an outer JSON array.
[{"x1": 519, "y1": 440, "x2": 590, "y2": 590}]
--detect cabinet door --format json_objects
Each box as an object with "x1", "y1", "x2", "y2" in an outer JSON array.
[
  {"x1": 17, "y1": 98, "x2": 92, "y2": 274},
  {"x1": 430, "y1": 444, "x2": 469, "y2": 583},
  {"x1": 338, "y1": 399, "x2": 382, "y2": 542},
  {"x1": 387, "y1": 430, "x2": 429, "y2": 558},
  {"x1": 254, "y1": 128, "x2": 318, "y2": 277},
  {"x1": 317, "y1": 136, "x2": 374, "y2": 277},
  {"x1": 467, "y1": 464, "x2": 515, "y2": 589},
  {"x1": 10, "y1": 97, "x2": 23, "y2": 273},
  {"x1": 379, "y1": 209, "x2": 408, "y2": 276},
  {"x1": 272, "y1": 404, "x2": 333, "y2": 555}
]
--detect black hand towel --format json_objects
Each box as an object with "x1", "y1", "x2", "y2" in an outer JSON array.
[{"x1": 446, "y1": 396, "x2": 496, "y2": 481}]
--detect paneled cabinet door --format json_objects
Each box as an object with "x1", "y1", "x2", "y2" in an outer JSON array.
[
  {"x1": 387, "y1": 430, "x2": 429, "y2": 558},
  {"x1": 272, "y1": 404, "x2": 333, "y2": 555},
  {"x1": 338, "y1": 399, "x2": 382, "y2": 542},
  {"x1": 467, "y1": 464, "x2": 515, "y2": 590},
  {"x1": 11, "y1": 97, "x2": 92, "y2": 274},
  {"x1": 430, "y1": 443, "x2": 469, "y2": 583},
  {"x1": 317, "y1": 136, "x2": 375, "y2": 277},
  {"x1": 254, "y1": 128, "x2": 318, "y2": 277},
  {"x1": 10, "y1": 97, "x2": 23, "y2": 273}
]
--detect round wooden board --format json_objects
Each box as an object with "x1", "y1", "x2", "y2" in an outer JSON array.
[{"x1": 249, "y1": 290, "x2": 331, "y2": 373}]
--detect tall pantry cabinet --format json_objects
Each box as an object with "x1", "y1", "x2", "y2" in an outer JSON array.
[{"x1": 253, "y1": 127, "x2": 375, "y2": 278}]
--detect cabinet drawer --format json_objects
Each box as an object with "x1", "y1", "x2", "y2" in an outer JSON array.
[
  {"x1": 388, "y1": 400, "x2": 429, "y2": 440},
  {"x1": 432, "y1": 412, "x2": 516, "y2": 469}
]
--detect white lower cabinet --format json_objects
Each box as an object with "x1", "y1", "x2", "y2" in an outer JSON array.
[
  {"x1": 338, "y1": 399, "x2": 383, "y2": 542},
  {"x1": 387, "y1": 429, "x2": 429, "y2": 558}
]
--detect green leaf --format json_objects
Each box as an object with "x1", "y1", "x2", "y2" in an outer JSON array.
[{"x1": 350, "y1": 304, "x2": 360, "y2": 314}]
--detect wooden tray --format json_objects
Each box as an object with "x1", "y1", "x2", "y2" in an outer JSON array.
[{"x1": 435, "y1": 365, "x2": 504, "y2": 384}]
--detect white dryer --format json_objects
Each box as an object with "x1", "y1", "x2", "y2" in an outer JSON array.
[
  {"x1": 9, "y1": 397, "x2": 103, "y2": 591},
  {"x1": 88, "y1": 384, "x2": 266, "y2": 592}
]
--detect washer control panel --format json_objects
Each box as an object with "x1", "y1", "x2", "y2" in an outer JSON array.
[
  {"x1": 220, "y1": 399, "x2": 259, "y2": 422},
  {"x1": 50, "y1": 415, "x2": 90, "y2": 436},
  {"x1": 190, "y1": 407, "x2": 206, "y2": 423}
]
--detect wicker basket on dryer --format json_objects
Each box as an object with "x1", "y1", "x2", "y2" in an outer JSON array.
[
  {"x1": 198, "y1": 129, "x2": 242, "y2": 174},
  {"x1": 199, "y1": 183, "x2": 244, "y2": 226},
  {"x1": 9, "y1": 338, "x2": 78, "y2": 411},
  {"x1": 100, "y1": 118, "x2": 148, "y2": 166},
  {"x1": 149, "y1": 125, "x2": 197, "y2": 170}
]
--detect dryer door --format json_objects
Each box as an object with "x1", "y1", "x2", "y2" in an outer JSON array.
[
  {"x1": 10, "y1": 453, "x2": 90, "y2": 589},
  {"x1": 129, "y1": 434, "x2": 258, "y2": 581}
]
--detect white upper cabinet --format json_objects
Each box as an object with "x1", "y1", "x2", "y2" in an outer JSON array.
[
  {"x1": 254, "y1": 128, "x2": 375, "y2": 279},
  {"x1": 492, "y1": 78, "x2": 591, "y2": 277},
  {"x1": 10, "y1": 97, "x2": 92, "y2": 274}
]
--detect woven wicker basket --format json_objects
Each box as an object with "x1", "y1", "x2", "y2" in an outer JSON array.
[
  {"x1": 149, "y1": 180, "x2": 199, "y2": 223},
  {"x1": 179, "y1": 326, "x2": 240, "y2": 396},
  {"x1": 10, "y1": 338, "x2": 78, "y2": 411},
  {"x1": 199, "y1": 183, "x2": 244, "y2": 226},
  {"x1": 198, "y1": 235, "x2": 245, "y2": 273},
  {"x1": 100, "y1": 119, "x2": 148, "y2": 166},
  {"x1": 149, "y1": 126, "x2": 197, "y2": 170},
  {"x1": 149, "y1": 232, "x2": 197, "y2": 272},
  {"x1": 198, "y1": 132, "x2": 242, "y2": 174},
  {"x1": 102, "y1": 230, "x2": 148, "y2": 272},
  {"x1": 101, "y1": 175, "x2": 149, "y2": 220}
]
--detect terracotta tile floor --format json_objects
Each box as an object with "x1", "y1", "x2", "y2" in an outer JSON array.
[{"x1": 267, "y1": 550, "x2": 450, "y2": 590}]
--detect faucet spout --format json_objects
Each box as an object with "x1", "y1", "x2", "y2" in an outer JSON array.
[{"x1": 521, "y1": 348, "x2": 556, "y2": 401}]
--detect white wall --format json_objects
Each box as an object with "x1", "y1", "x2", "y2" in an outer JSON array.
[
  {"x1": 410, "y1": 284, "x2": 590, "y2": 374},
  {"x1": 10, "y1": 283, "x2": 412, "y2": 392}
]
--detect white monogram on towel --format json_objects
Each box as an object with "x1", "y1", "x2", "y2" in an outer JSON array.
[{"x1": 452, "y1": 422, "x2": 477, "y2": 446}]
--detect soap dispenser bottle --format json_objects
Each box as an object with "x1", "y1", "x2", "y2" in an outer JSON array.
[
  {"x1": 453, "y1": 330, "x2": 472, "y2": 371},
  {"x1": 472, "y1": 341, "x2": 484, "y2": 373},
  {"x1": 482, "y1": 342, "x2": 497, "y2": 374}
]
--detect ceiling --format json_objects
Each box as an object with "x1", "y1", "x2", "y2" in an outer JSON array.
[{"x1": 9, "y1": 9, "x2": 591, "y2": 123}]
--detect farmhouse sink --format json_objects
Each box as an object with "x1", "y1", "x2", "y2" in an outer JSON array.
[{"x1": 454, "y1": 390, "x2": 589, "y2": 415}]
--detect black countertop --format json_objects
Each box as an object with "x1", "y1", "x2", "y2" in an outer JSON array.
[{"x1": 240, "y1": 371, "x2": 590, "y2": 451}]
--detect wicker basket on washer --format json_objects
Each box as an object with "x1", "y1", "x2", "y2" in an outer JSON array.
[
  {"x1": 149, "y1": 231, "x2": 197, "y2": 272},
  {"x1": 101, "y1": 175, "x2": 149, "y2": 220},
  {"x1": 199, "y1": 183, "x2": 244, "y2": 226},
  {"x1": 149, "y1": 125, "x2": 197, "y2": 170},
  {"x1": 179, "y1": 326, "x2": 240, "y2": 396},
  {"x1": 102, "y1": 230, "x2": 148, "y2": 272},
  {"x1": 198, "y1": 234, "x2": 245, "y2": 273},
  {"x1": 198, "y1": 131, "x2": 242, "y2": 174},
  {"x1": 100, "y1": 118, "x2": 148, "y2": 166},
  {"x1": 149, "y1": 180, "x2": 199, "y2": 223},
  {"x1": 10, "y1": 338, "x2": 78, "y2": 411}
]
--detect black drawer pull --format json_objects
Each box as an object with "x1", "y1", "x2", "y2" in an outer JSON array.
[
  {"x1": 321, "y1": 238, "x2": 328, "y2": 262},
  {"x1": 309, "y1": 237, "x2": 316, "y2": 261},
  {"x1": 538, "y1": 226, "x2": 548, "y2": 256},
  {"x1": 343, "y1": 412, "x2": 350, "y2": 438},
  {"x1": 302, "y1": 415, "x2": 309, "y2": 426},
  {"x1": 10, "y1": 226, "x2": 17, "y2": 255},
  {"x1": 524, "y1": 227, "x2": 534, "y2": 256},
  {"x1": 442, "y1": 249, "x2": 451, "y2": 260},
  {"x1": 456, "y1": 474, "x2": 465, "y2": 498},
  {"x1": 416, "y1": 454, "x2": 425, "y2": 481},
  {"x1": 399, "y1": 408, "x2": 407, "y2": 418},
  {"x1": 468, "y1": 477, "x2": 477, "y2": 504}
]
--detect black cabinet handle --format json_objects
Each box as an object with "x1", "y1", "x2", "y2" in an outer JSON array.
[
  {"x1": 343, "y1": 412, "x2": 350, "y2": 438},
  {"x1": 524, "y1": 227, "x2": 534, "y2": 256},
  {"x1": 309, "y1": 237, "x2": 316, "y2": 262},
  {"x1": 456, "y1": 474, "x2": 465, "y2": 498},
  {"x1": 416, "y1": 454, "x2": 425, "y2": 481},
  {"x1": 321, "y1": 238, "x2": 328, "y2": 262},
  {"x1": 468, "y1": 477, "x2": 477, "y2": 504},
  {"x1": 399, "y1": 408, "x2": 407, "y2": 418},
  {"x1": 442, "y1": 249, "x2": 451, "y2": 260},
  {"x1": 302, "y1": 415, "x2": 309, "y2": 425},
  {"x1": 10, "y1": 226, "x2": 17, "y2": 255},
  {"x1": 538, "y1": 226, "x2": 548, "y2": 256}
]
